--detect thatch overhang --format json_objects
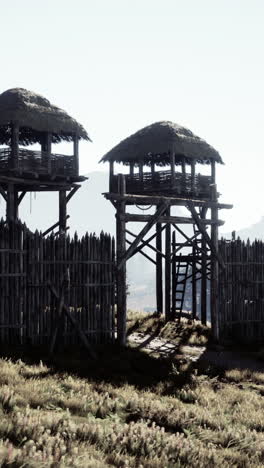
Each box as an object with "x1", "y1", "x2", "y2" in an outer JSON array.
[
  {"x1": 100, "y1": 121, "x2": 223, "y2": 166},
  {"x1": 0, "y1": 88, "x2": 91, "y2": 146}
]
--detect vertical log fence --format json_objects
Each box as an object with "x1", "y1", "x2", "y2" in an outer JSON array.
[
  {"x1": 219, "y1": 238, "x2": 264, "y2": 343},
  {"x1": 0, "y1": 221, "x2": 115, "y2": 346}
]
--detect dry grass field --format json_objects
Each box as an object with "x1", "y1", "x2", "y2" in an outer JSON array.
[{"x1": 0, "y1": 313, "x2": 264, "y2": 467}]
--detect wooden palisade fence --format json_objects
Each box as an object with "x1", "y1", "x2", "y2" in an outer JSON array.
[
  {"x1": 0, "y1": 221, "x2": 115, "y2": 346},
  {"x1": 219, "y1": 238, "x2": 264, "y2": 343}
]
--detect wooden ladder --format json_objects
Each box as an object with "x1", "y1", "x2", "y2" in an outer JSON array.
[{"x1": 172, "y1": 255, "x2": 189, "y2": 321}]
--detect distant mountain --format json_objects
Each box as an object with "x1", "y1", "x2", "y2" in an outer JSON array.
[{"x1": 224, "y1": 217, "x2": 264, "y2": 242}]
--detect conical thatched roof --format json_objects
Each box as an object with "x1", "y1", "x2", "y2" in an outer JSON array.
[
  {"x1": 0, "y1": 88, "x2": 90, "y2": 145},
  {"x1": 100, "y1": 121, "x2": 223, "y2": 166}
]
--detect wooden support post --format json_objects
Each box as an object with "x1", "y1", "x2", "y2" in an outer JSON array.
[
  {"x1": 170, "y1": 152, "x2": 175, "y2": 188},
  {"x1": 151, "y1": 160, "x2": 155, "y2": 180},
  {"x1": 172, "y1": 230, "x2": 176, "y2": 319},
  {"x1": 191, "y1": 160, "x2": 196, "y2": 194},
  {"x1": 109, "y1": 161, "x2": 114, "y2": 192},
  {"x1": 6, "y1": 183, "x2": 16, "y2": 222},
  {"x1": 139, "y1": 161, "x2": 143, "y2": 182},
  {"x1": 156, "y1": 207, "x2": 163, "y2": 315},
  {"x1": 192, "y1": 243, "x2": 197, "y2": 320},
  {"x1": 116, "y1": 174, "x2": 127, "y2": 346},
  {"x1": 182, "y1": 158, "x2": 186, "y2": 192},
  {"x1": 129, "y1": 162, "x2": 134, "y2": 176},
  {"x1": 211, "y1": 160, "x2": 216, "y2": 185},
  {"x1": 201, "y1": 207, "x2": 208, "y2": 325},
  {"x1": 74, "y1": 135, "x2": 79, "y2": 176},
  {"x1": 11, "y1": 122, "x2": 19, "y2": 170},
  {"x1": 59, "y1": 190, "x2": 67, "y2": 234},
  {"x1": 210, "y1": 184, "x2": 219, "y2": 341},
  {"x1": 165, "y1": 206, "x2": 171, "y2": 321}
]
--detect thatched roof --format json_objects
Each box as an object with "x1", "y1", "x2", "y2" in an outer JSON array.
[
  {"x1": 100, "y1": 121, "x2": 223, "y2": 166},
  {"x1": 0, "y1": 88, "x2": 90, "y2": 145}
]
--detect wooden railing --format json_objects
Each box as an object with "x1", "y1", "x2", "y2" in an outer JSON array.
[
  {"x1": 0, "y1": 148, "x2": 77, "y2": 178},
  {"x1": 111, "y1": 170, "x2": 212, "y2": 198}
]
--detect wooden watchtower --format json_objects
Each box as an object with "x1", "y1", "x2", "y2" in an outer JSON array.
[
  {"x1": 101, "y1": 121, "x2": 232, "y2": 345},
  {"x1": 0, "y1": 88, "x2": 90, "y2": 233}
]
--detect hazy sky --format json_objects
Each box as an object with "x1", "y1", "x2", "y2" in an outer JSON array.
[{"x1": 1, "y1": 0, "x2": 264, "y2": 233}]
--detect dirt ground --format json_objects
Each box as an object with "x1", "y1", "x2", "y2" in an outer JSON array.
[{"x1": 128, "y1": 332, "x2": 264, "y2": 372}]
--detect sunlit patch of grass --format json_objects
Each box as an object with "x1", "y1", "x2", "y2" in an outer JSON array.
[
  {"x1": 225, "y1": 368, "x2": 264, "y2": 385},
  {"x1": 127, "y1": 310, "x2": 211, "y2": 347}
]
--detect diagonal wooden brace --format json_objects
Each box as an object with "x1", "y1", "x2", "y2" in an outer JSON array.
[
  {"x1": 186, "y1": 201, "x2": 225, "y2": 270},
  {"x1": 117, "y1": 200, "x2": 169, "y2": 270}
]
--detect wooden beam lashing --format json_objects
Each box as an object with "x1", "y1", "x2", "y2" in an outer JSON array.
[
  {"x1": 118, "y1": 200, "x2": 169, "y2": 270},
  {"x1": 116, "y1": 174, "x2": 127, "y2": 346},
  {"x1": 59, "y1": 190, "x2": 67, "y2": 234},
  {"x1": 11, "y1": 122, "x2": 19, "y2": 170},
  {"x1": 165, "y1": 206, "x2": 171, "y2": 322},
  {"x1": 74, "y1": 135, "x2": 79, "y2": 176}
]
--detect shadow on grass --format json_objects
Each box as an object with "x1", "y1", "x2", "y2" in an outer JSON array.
[{"x1": 0, "y1": 340, "x2": 196, "y2": 394}]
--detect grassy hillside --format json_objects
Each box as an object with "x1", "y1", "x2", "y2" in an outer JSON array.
[{"x1": 0, "y1": 318, "x2": 264, "y2": 467}]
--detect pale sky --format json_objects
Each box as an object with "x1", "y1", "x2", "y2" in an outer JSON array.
[{"x1": 1, "y1": 0, "x2": 264, "y2": 233}]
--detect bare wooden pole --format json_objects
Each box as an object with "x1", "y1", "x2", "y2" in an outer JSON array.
[
  {"x1": 156, "y1": 206, "x2": 163, "y2": 315},
  {"x1": 116, "y1": 174, "x2": 127, "y2": 346},
  {"x1": 210, "y1": 183, "x2": 220, "y2": 341},
  {"x1": 165, "y1": 206, "x2": 171, "y2": 321},
  {"x1": 129, "y1": 162, "x2": 134, "y2": 176}
]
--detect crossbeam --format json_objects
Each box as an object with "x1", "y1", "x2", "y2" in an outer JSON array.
[
  {"x1": 187, "y1": 201, "x2": 225, "y2": 269},
  {"x1": 104, "y1": 192, "x2": 233, "y2": 210},
  {"x1": 117, "y1": 201, "x2": 169, "y2": 270},
  {"x1": 123, "y1": 213, "x2": 224, "y2": 226}
]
